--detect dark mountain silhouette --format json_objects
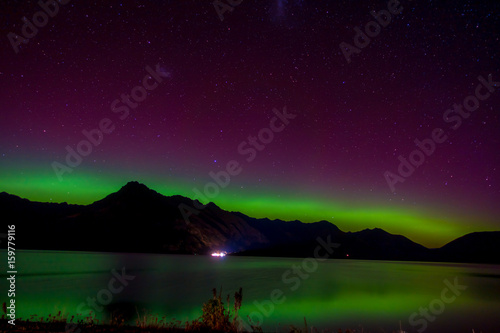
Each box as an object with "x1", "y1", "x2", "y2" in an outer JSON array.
[
  {"x1": 232, "y1": 225, "x2": 433, "y2": 262},
  {"x1": 1, "y1": 181, "x2": 499, "y2": 264},
  {"x1": 432, "y1": 231, "x2": 500, "y2": 264}
]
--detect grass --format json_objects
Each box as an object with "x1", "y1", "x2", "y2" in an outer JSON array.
[{"x1": 0, "y1": 288, "x2": 360, "y2": 333}]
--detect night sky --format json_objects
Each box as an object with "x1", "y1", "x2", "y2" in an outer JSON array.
[{"x1": 1, "y1": 0, "x2": 499, "y2": 248}]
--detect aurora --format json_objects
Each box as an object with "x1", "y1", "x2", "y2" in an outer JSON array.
[{"x1": 1, "y1": 0, "x2": 498, "y2": 251}]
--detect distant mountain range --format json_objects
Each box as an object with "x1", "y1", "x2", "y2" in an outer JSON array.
[{"x1": 1, "y1": 181, "x2": 499, "y2": 264}]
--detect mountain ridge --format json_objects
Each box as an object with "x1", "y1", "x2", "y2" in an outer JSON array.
[{"x1": 1, "y1": 181, "x2": 499, "y2": 264}]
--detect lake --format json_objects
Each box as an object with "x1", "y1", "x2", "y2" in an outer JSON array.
[{"x1": 1, "y1": 250, "x2": 499, "y2": 332}]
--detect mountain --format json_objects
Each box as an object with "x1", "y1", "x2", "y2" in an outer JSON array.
[
  {"x1": 1, "y1": 181, "x2": 499, "y2": 264},
  {"x1": 232, "y1": 225, "x2": 432, "y2": 262},
  {"x1": 1, "y1": 181, "x2": 268, "y2": 254},
  {"x1": 432, "y1": 231, "x2": 500, "y2": 264}
]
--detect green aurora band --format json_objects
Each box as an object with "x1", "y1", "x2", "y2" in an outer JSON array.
[{"x1": 0, "y1": 164, "x2": 496, "y2": 248}]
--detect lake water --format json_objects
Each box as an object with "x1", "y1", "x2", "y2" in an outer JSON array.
[{"x1": 1, "y1": 250, "x2": 499, "y2": 332}]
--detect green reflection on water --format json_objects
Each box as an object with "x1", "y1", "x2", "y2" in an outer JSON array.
[{"x1": 1, "y1": 250, "x2": 499, "y2": 331}]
